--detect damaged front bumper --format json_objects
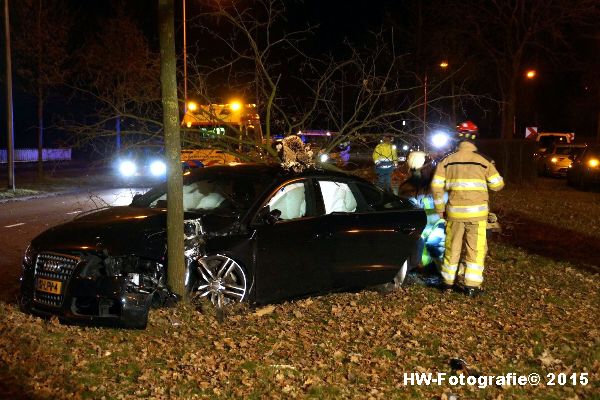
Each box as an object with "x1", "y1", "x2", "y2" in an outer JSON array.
[
  {"x1": 20, "y1": 273, "x2": 153, "y2": 329},
  {"x1": 19, "y1": 252, "x2": 168, "y2": 329}
]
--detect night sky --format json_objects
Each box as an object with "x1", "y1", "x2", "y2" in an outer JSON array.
[{"x1": 1, "y1": 0, "x2": 598, "y2": 149}]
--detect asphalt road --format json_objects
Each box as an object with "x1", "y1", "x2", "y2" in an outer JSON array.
[{"x1": 0, "y1": 188, "x2": 145, "y2": 303}]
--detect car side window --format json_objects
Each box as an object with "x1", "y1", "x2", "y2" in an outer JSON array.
[
  {"x1": 356, "y1": 183, "x2": 383, "y2": 209},
  {"x1": 355, "y1": 183, "x2": 413, "y2": 210},
  {"x1": 266, "y1": 181, "x2": 307, "y2": 220},
  {"x1": 318, "y1": 181, "x2": 358, "y2": 214}
]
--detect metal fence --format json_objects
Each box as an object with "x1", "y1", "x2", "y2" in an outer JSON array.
[{"x1": 0, "y1": 148, "x2": 72, "y2": 163}]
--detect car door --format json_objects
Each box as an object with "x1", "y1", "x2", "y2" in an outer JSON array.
[
  {"x1": 317, "y1": 179, "x2": 424, "y2": 288},
  {"x1": 253, "y1": 178, "x2": 331, "y2": 303}
]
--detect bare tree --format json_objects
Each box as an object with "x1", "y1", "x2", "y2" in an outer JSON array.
[
  {"x1": 182, "y1": 0, "x2": 470, "y2": 159},
  {"x1": 437, "y1": 0, "x2": 600, "y2": 139},
  {"x1": 12, "y1": 0, "x2": 71, "y2": 178},
  {"x1": 69, "y1": 8, "x2": 161, "y2": 156},
  {"x1": 64, "y1": 0, "x2": 473, "y2": 164}
]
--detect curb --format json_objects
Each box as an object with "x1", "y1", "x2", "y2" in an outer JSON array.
[{"x1": 0, "y1": 186, "x2": 111, "y2": 205}]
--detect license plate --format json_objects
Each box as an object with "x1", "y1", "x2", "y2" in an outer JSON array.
[{"x1": 36, "y1": 278, "x2": 62, "y2": 294}]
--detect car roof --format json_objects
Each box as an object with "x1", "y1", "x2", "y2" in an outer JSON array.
[{"x1": 186, "y1": 162, "x2": 367, "y2": 182}]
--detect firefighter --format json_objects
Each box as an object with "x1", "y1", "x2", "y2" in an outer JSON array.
[
  {"x1": 430, "y1": 121, "x2": 504, "y2": 296},
  {"x1": 372, "y1": 134, "x2": 398, "y2": 192}
]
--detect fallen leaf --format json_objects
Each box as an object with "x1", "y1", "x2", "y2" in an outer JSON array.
[{"x1": 254, "y1": 305, "x2": 276, "y2": 316}]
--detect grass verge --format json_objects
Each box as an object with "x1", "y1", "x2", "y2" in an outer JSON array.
[{"x1": 0, "y1": 241, "x2": 598, "y2": 399}]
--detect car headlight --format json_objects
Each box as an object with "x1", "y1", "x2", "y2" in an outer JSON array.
[
  {"x1": 150, "y1": 160, "x2": 167, "y2": 176},
  {"x1": 119, "y1": 160, "x2": 137, "y2": 177},
  {"x1": 589, "y1": 158, "x2": 599, "y2": 168},
  {"x1": 550, "y1": 157, "x2": 558, "y2": 163},
  {"x1": 319, "y1": 153, "x2": 329, "y2": 163}
]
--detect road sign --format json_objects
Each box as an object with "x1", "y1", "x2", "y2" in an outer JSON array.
[{"x1": 525, "y1": 126, "x2": 538, "y2": 139}]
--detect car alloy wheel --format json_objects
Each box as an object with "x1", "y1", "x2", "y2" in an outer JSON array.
[
  {"x1": 194, "y1": 255, "x2": 247, "y2": 307},
  {"x1": 393, "y1": 260, "x2": 408, "y2": 289}
]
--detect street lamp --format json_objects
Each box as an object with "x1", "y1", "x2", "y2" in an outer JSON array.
[
  {"x1": 423, "y1": 61, "x2": 450, "y2": 137},
  {"x1": 514, "y1": 69, "x2": 538, "y2": 136},
  {"x1": 4, "y1": 0, "x2": 15, "y2": 190}
]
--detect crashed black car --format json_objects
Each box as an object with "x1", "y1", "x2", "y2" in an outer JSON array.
[{"x1": 20, "y1": 164, "x2": 426, "y2": 328}]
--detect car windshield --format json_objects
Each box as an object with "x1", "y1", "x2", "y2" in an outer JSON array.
[
  {"x1": 119, "y1": 146, "x2": 164, "y2": 159},
  {"x1": 539, "y1": 135, "x2": 568, "y2": 149},
  {"x1": 131, "y1": 171, "x2": 272, "y2": 214}
]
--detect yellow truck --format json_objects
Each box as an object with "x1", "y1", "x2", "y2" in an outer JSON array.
[{"x1": 181, "y1": 102, "x2": 263, "y2": 167}]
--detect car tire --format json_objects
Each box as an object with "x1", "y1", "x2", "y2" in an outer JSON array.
[
  {"x1": 579, "y1": 172, "x2": 591, "y2": 191},
  {"x1": 393, "y1": 260, "x2": 409, "y2": 289},
  {"x1": 572, "y1": 173, "x2": 583, "y2": 190},
  {"x1": 18, "y1": 292, "x2": 33, "y2": 314},
  {"x1": 566, "y1": 172, "x2": 574, "y2": 187},
  {"x1": 192, "y1": 254, "x2": 248, "y2": 307}
]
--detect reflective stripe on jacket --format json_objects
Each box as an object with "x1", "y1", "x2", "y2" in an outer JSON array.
[{"x1": 431, "y1": 141, "x2": 504, "y2": 222}]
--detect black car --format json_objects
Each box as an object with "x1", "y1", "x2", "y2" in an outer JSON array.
[
  {"x1": 567, "y1": 146, "x2": 600, "y2": 190},
  {"x1": 19, "y1": 164, "x2": 426, "y2": 328}
]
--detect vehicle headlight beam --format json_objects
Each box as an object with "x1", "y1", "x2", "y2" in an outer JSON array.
[
  {"x1": 119, "y1": 160, "x2": 137, "y2": 177},
  {"x1": 431, "y1": 132, "x2": 450, "y2": 148},
  {"x1": 150, "y1": 160, "x2": 167, "y2": 176}
]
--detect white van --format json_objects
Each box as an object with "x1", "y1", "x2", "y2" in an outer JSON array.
[{"x1": 532, "y1": 132, "x2": 574, "y2": 154}]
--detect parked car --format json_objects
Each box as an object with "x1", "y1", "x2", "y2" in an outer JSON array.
[
  {"x1": 567, "y1": 146, "x2": 600, "y2": 190},
  {"x1": 19, "y1": 164, "x2": 426, "y2": 328},
  {"x1": 536, "y1": 144, "x2": 586, "y2": 177}
]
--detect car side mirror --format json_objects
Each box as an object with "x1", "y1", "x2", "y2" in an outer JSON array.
[
  {"x1": 265, "y1": 209, "x2": 281, "y2": 225},
  {"x1": 257, "y1": 206, "x2": 281, "y2": 225}
]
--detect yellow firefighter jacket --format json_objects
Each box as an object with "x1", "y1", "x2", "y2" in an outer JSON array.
[{"x1": 431, "y1": 141, "x2": 504, "y2": 222}]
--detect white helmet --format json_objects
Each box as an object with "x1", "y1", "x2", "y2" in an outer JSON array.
[{"x1": 407, "y1": 151, "x2": 427, "y2": 170}]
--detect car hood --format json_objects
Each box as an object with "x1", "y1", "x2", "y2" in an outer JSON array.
[
  {"x1": 31, "y1": 206, "x2": 169, "y2": 258},
  {"x1": 31, "y1": 206, "x2": 243, "y2": 258}
]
